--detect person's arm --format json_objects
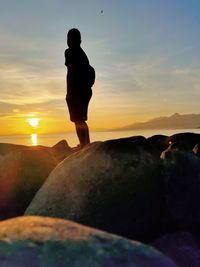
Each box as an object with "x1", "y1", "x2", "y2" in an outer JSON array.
[{"x1": 64, "y1": 49, "x2": 71, "y2": 67}]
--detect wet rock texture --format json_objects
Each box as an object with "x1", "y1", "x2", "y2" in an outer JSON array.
[
  {"x1": 1, "y1": 132, "x2": 200, "y2": 266},
  {"x1": 0, "y1": 216, "x2": 177, "y2": 267},
  {"x1": 25, "y1": 137, "x2": 164, "y2": 242},
  {"x1": 0, "y1": 147, "x2": 57, "y2": 219}
]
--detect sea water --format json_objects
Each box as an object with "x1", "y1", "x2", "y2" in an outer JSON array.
[{"x1": 1, "y1": 129, "x2": 200, "y2": 148}]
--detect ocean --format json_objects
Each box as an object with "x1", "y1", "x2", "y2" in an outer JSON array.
[{"x1": 1, "y1": 129, "x2": 200, "y2": 148}]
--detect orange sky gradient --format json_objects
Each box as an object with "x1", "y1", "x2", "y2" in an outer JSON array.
[{"x1": 1, "y1": 1, "x2": 200, "y2": 135}]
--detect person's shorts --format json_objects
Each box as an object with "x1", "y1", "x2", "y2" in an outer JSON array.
[{"x1": 66, "y1": 91, "x2": 92, "y2": 122}]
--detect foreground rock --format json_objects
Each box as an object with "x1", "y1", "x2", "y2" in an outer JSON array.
[
  {"x1": 0, "y1": 147, "x2": 57, "y2": 219},
  {"x1": 26, "y1": 137, "x2": 164, "y2": 242},
  {"x1": 152, "y1": 232, "x2": 200, "y2": 267},
  {"x1": 167, "y1": 132, "x2": 200, "y2": 151},
  {"x1": 0, "y1": 143, "x2": 27, "y2": 155},
  {"x1": 162, "y1": 150, "x2": 200, "y2": 231},
  {"x1": 0, "y1": 216, "x2": 177, "y2": 267},
  {"x1": 51, "y1": 139, "x2": 72, "y2": 162},
  {"x1": 0, "y1": 140, "x2": 73, "y2": 163},
  {"x1": 147, "y1": 134, "x2": 169, "y2": 153},
  {"x1": 193, "y1": 144, "x2": 200, "y2": 157}
]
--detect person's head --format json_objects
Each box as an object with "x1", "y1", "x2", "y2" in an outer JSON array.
[{"x1": 67, "y1": 28, "x2": 81, "y2": 48}]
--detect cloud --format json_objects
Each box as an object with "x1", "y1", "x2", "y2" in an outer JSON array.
[
  {"x1": 0, "y1": 24, "x2": 66, "y2": 104},
  {"x1": 174, "y1": 67, "x2": 200, "y2": 79},
  {"x1": 193, "y1": 83, "x2": 200, "y2": 92},
  {"x1": 0, "y1": 99, "x2": 66, "y2": 119},
  {"x1": 0, "y1": 59, "x2": 66, "y2": 104}
]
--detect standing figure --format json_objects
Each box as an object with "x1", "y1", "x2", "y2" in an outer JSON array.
[{"x1": 65, "y1": 28, "x2": 94, "y2": 148}]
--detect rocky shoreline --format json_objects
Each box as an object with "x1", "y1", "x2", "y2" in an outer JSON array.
[{"x1": 0, "y1": 132, "x2": 200, "y2": 266}]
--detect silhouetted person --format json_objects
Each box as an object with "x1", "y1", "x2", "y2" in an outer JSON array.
[{"x1": 65, "y1": 28, "x2": 94, "y2": 148}]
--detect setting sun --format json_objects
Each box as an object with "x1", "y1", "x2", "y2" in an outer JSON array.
[{"x1": 27, "y1": 118, "x2": 40, "y2": 128}]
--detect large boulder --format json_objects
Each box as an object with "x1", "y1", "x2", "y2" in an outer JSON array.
[
  {"x1": 26, "y1": 137, "x2": 165, "y2": 242},
  {"x1": 193, "y1": 144, "x2": 200, "y2": 157},
  {"x1": 0, "y1": 147, "x2": 57, "y2": 219},
  {"x1": 161, "y1": 150, "x2": 200, "y2": 231},
  {"x1": 152, "y1": 232, "x2": 200, "y2": 267},
  {"x1": 0, "y1": 141, "x2": 73, "y2": 163},
  {"x1": 147, "y1": 135, "x2": 169, "y2": 153},
  {"x1": 0, "y1": 216, "x2": 178, "y2": 267},
  {"x1": 167, "y1": 132, "x2": 200, "y2": 151},
  {"x1": 51, "y1": 139, "x2": 73, "y2": 162},
  {"x1": 160, "y1": 142, "x2": 180, "y2": 160},
  {"x1": 0, "y1": 143, "x2": 28, "y2": 155}
]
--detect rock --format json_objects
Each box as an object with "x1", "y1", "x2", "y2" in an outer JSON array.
[
  {"x1": 160, "y1": 142, "x2": 179, "y2": 159},
  {"x1": 0, "y1": 143, "x2": 28, "y2": 155},
  {"x1": 161, "y1": 133, "x2": 200, "y2": 158},
  {"x1": 167, "y1": 132, "x2": 200, "y2": 151},
  {"x1": 193, "y1": 144, "x2": 200, "y2": 157},
  {"x1": 0, "y1": 147, "x2": 57, "y2": 220},
  {"x1": 0, "y1": 216, "x2": 178, "y2": 267},
  {"x1": 26, "y1": 137, "x2": 165, "y2": 242},
  {"x1": 147, "y1": 135, "x2": 169, "y2": 153},
  {"x1": 152, "y1": 232, "x2": 200, "y2": 267},
  {"x1": 0, "y1": 141, "x2": 71, "y2": 163},
  {"x1": 51, "y1": 139, "x2": 72, "y2": 162},
  {"x1": 0, "y1": 154, "x2": 4, "y2": 163},
  {"x1": 161, "y1": 150, "x2": 200, "y2": 231}
]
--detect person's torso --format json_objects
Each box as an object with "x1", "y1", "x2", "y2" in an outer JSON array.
[{"x1": 65, "y1": 47, "x2": 91, "y2": 97}]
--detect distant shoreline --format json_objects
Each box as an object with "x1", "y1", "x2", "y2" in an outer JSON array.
[
  {"x1": 1, "y1": 129, "x2": 200, "y2": 148},
  {"x1": 1, "y1": 126, "x2": 200, "y2": 137}
]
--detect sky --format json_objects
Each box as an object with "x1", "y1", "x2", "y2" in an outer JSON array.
[{"x1": 0, "y1": 0, "x2": 200, "y2": 134}]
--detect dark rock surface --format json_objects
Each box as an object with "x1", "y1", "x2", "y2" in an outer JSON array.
[
  {"x1": 160, "y1": 142, "x2": 180, "y2": 159},
  {"x1": 0, "y1": 216, "x2": 178, "y2": 267},
  {"x1": 2, "y1": 133, "x2": 200, "y2": 266},
  {"x1": 167, "y1": 132, "x2": 200, "y2": 151},
  {"x1": 193, "y1": 144, "x2": 200, "y2": 157},
  {"x1": 161, "y1": 150, "x2": 200, "y2": 231},
  {"x1": 152, "y1": 232, "x2": 200, "y2": 267},
  {"x1": 0, "y1": 147, "x2": 57, "y2": 219},
  {"x1": 0, "y1": 143, "x2": 28, "y2": 155},
  {"x1": 25, "y1": 137, "x2": 165, "y2": 242},
  {"x1": 147, "y1": 134, "x2": 169, "y2": 153},
  {"x1": 51, "y1": 139, "x2": 72, "y2": 162}
]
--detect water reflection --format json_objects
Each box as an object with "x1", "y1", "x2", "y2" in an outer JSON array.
[{"x1": 31, "y1": 134, "x2": 38, "y2": 146}]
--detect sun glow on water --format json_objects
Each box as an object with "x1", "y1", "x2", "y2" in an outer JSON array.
[{"x1": 31, "y1": 134, "x2": 38, "y2": 146}]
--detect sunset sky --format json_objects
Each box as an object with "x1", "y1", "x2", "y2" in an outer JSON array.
[{"x1": 0, "y1": 0, "x2": 200, "y2": 134}]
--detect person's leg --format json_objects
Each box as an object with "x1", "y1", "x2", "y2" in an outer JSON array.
[{"x1": 75, "y1": 121, "x2": 90, "y2": 148}]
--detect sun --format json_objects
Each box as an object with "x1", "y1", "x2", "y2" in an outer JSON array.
[{"x1": 27, "y1": 118, "x2": 40, "y2": 128}]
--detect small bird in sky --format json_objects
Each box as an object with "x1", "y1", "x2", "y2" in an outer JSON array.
[{"x1": 101, "y1": 10, "x2": 103, "y2": 14}]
